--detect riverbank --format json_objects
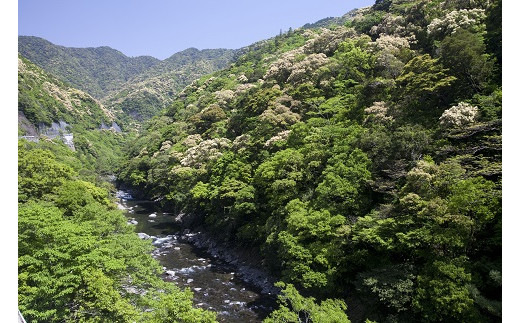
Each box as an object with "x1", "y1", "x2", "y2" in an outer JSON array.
[
  {"x1": 178, "y1": 229, "x2": 280, "y2": 296},
  {"x1": 116, "y1": 189, "x2": 278, "y2": 322}
]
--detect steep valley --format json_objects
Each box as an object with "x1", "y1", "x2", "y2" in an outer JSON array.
[{"x1": 18, "y1": 0, "x2": 502, "y2": 322}]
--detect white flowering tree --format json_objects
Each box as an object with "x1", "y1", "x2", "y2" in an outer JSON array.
[
  {"x1": 180, "y1": 138, "x2": 232, "y2": 168},
  {"x1": 286, "y1": 53, "x2": 329, "y2": 84},
  {"x1": 369, "y1": 14, "x2": 417, "y2": 44},
  {"x1": 439, "y1": 102, "x2": 479, "y2": 128},
  {"x1": 265, "y1": 130, "x2": 291, "y2": 147},
  {"x1": 264, "y1": 48, "x2": 303, "y2": 83},
  {"x1": 214, "y1": 89, "x2": 235, "y2": 105},
  {"x1": 259, "y1": 102, "x2": 301, "y2": 128},
  {"x1": 427, "y1": 9, "x2": 486, "y2": 39},
  {"x1": 370, "y1": 34, "x2": 411, "y2": 78},
  {"x1": 302, "y1": 26, "x2": 356, "y2": 56},
  {"x1": 364, "y1": 101, "x2": 394, "y2": 124}
]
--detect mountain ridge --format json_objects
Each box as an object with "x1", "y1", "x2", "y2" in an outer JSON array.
[
  {"x1": 19, "y1": 36, "x2": 240, "y2": 123},
  {"x1": 18, "y1": 36, "x2": 161, "y2": 98}
]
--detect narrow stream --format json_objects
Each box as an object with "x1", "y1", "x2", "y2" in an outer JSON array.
[{"x1": 115, "y1": 190, "x2": 276, "y2": 322}]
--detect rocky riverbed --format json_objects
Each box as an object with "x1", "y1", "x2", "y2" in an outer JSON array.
[{"x1": 116, "y1": 190, "x2": 278, "y2": 322}]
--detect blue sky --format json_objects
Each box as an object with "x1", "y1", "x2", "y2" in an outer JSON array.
[{"x1": 19, "y1": 0, "x2": 374, "y2": 60}]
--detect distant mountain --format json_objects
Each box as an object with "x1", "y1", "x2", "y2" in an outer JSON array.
[
  {"x1": 18, "y1": 36, "x2": 160, "y2": 99},
  {"x1": 19, "y1": 36, "x2": 239, "y2": 122},
  {"x1": 104, "y1": 47, "x2": 239, "y2": 122}
]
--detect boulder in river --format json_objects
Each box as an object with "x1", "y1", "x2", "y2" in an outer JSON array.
[
  {"x1": 138, "y1": 233, "x2": 151, "y2": 240},
  {"x1": 153, "y1": 236, "x2": 173, "y2": 246}
]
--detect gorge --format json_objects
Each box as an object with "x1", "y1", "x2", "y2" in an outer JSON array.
[{"x1": 18, "y1": 0, "x2": 502, "y2": 322}]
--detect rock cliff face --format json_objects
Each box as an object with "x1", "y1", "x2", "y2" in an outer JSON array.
[
  {"x1": 18, "y1": 120, "x2": 76, "y2": 150},
  {"x1": 18, "y1": 111, "x2": 38, "y2": 137},
  {"x1": 38, "y1": 120, "x2": 69, "y2": 137},
  {"x1": 99, "y1": 122, "x2": 122, "y2": 133},
  {"x1": 38, "y1": 121, "x2": 75, "y2": 150}
]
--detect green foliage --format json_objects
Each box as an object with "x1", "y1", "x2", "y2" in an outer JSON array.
[
  {"x1": 54, "y1": 180, "x2": 111, "y2": 216},
  {"x1": 112, "y1": 1, "x2": 502, "y2": 321},
  {"x1": 265, "y1": 282, "x2": 350, "y2": 323},
  {"x1": 141, "y1": 286, "x2": 217, "y2": 323},
  {"x1": 254, "y1": 149, "x2": 305, "y2": 211},
  {"x1": 315, "y1": 148, "x2": 371, "y2": 215},
  {"x1": 485, "y1": 0, "x2": 502, "y2": 71},
  {"x1": 395, "y1": 54, "x2": 457, "y2": 121},
  {"x1": 355, "y1": 265, "x2": 416, "y2": 313},
  {"x1": 473, "y1": 88, "x2": 502, "y2": 121},
  {"x1": 18, "y1": 146, "x2": 75, "y2": 202},
  {"x1": 74, "y1": 129, "x2": 127, "y2": 175},
  {"x1": 354, "y1": 11, "x2": 385, "y2": 35},
  {"x1": 18, "y1": 143, "x2": 216, "y2": 322},
  {"x1": 189, "y1": 152, "x2": 257, "y2": 237},
  {"x1": 273, "y1": 200, "x2": 346, "y2": 289},
  {"x1": 413, "y1": 258, "x2": 477, "y2": 322},
  {"x1": 438, "y1": 29, "x2": 496, "y2": 95},
  {"x1": 333, "y1": 37, "x2": 375, "y2": 85}
]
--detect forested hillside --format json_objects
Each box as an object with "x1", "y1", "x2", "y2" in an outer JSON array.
[
  {"x1": 19, "y1": 36, "x2": 239, "y2": 123},
  {"x1": 18, "y1": 139, "x2": 217, "y2": 323},
  {"x1": 18, "y1": 36, "x2": 160, "y2": 99},
  {"x1": 18, "y1": 55, "x2": 129, "y2": 174},
  {"x1": 17, "y1": 53, "x2": 220, "y2": 321},
  {"x1": 117, "y1": 0, "x2": 502, "y2": 321},
  {"x1": 104, "y1": 48, "x2": 238, "y2": 123}
]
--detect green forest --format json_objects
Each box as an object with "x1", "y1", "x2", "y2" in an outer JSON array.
[{"x1": 18, "y1": 0, "x2": 502, "y2": 322}]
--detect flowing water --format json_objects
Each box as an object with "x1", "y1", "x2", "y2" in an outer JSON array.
[{"x1": 116, "y1": 190, "x2": 276, "y2": 322}]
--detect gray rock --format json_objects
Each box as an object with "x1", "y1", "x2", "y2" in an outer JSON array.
[
  {"x1": 138, "y1": 232, "x2": 151, "y2": 239},
  {"x1": 153, "y1": 236, "x2": 173, "y2": 246}
]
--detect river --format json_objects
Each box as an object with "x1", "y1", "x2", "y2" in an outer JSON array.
[{"x1": 115, "y1": 190, "x2": 276, "y2": 322}]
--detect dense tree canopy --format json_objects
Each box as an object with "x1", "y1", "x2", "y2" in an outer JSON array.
[
  {"x1": 117, "y1": 1, "x2": 501, "y2": 321},
  {"x1": 18, "y1": 141, "x2": 217, "y2": 322}
]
